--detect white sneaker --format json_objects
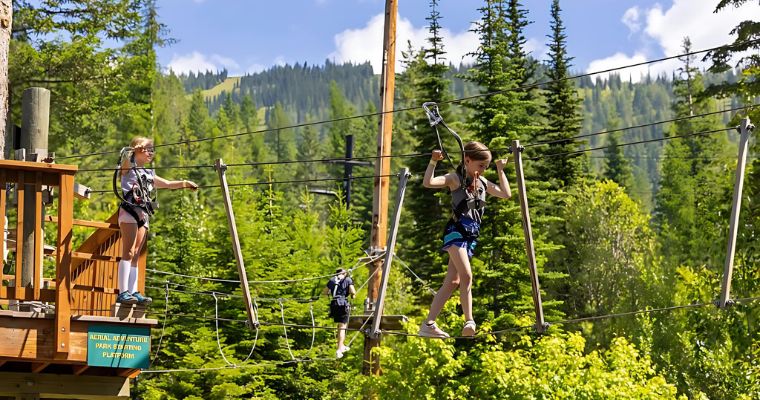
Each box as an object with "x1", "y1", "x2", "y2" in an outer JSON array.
[
  {"x1": 336, "y1": 346, "x2": 350, "y2": 359},
  {"x1": 462, "y1": 320, "x2": 477, "y2": 337},
  {"x1": 418, "y1": 321, "x2": 450, "y2": 338}
]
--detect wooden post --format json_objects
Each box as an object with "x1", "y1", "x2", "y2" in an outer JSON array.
[
  {"x1": 215, "y1": 159, "x2": 259, "y2": 329},
  {"x1": 370, "y1": 169, "x2": 410, "y2": 339},
  {"x1": 344, "y1": 134, "x2": 353, "y2": 209},
  {"x1": 719, "y1": 118, "x2": 754, "y2": 308},
  {"x1": 512, "y1": 140, "x2": 547, "y2": 333},
  {"x1": 0, "y1": 0, "x2": 10, "y2": 160},
  {"x1": 54, "y1": 172, "x2": 74, "y2": 358},
  {"x1": 20, "y1": 88, "x2": 49, "y2": 291},
  {"x1": 365, "y1": 0, "x2": 397, "y2": 377}
]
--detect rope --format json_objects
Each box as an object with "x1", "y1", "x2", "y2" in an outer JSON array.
[
  {"x1": 309, "y1": 303, "x2": 316, "y2": 355},
  {"x1": 393, "y1": 254, "x2": 437, "y2": 296},
  {"x1": 150, "y1": 282, "x2": 170, "y2": 364},
  {"x1": 346, "y1": 311, "x2": 374, "y2": 348},
  {"x1": 145, "y1": 253, "x2": 385, "y2": 285},
  {"x1": 212, "y1": 292, "x2": 236, "y2": 366},
  {"x1": 279, "y1": 299, "x2": 296, "y2": 361}
]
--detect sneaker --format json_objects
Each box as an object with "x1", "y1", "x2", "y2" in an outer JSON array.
[
  {"x1": 116, "y1": 291, "x2": 138, "y2": 305},
  {"x1": 418, "y1": 321, "x2": 450, "y2": 338},
  {"x1": 336, "y1": 345, "x2": 350, "y2": 359},
  {"x1": 462, "y1": 320, "x2": 477, "y2": 337},
  {"x1": 131, "y1": 291, "x2": 152, "y2": 305}
]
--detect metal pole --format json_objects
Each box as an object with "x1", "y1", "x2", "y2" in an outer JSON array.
[
  {"x1": 512, "y1": 140, "x2": 547, "y2": 333},
  {"x1": 370, "y1": 169, "x2": 410, "y2": 340},
  {"x1": 719, "y1": 118, "x2": 753, "y2": 308},
  {"x1": 215, "y1": 159, "x2": 259, "y2": 329},
  {"x1": 365, "y1": 0, "x2": 397, "y2": 377},
  {"x1": 344, "y1": 134, "x2": 353, "y2": 209},
  {"x1": 20, "y1": 87, "x2": 49, "y2": 290}
]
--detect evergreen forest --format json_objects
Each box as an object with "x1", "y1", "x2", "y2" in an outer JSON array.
[{"x1": 6, "y1": 0, "x2": 760, "y2": 398}]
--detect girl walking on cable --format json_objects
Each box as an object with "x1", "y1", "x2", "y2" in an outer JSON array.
[{"x1": 418, "y1": 141, "x2": 511, "y2": 338}]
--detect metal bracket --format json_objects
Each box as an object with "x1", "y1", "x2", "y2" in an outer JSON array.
[{"x1": 714, "y1": 298, "x2": 736, "y2": 308}]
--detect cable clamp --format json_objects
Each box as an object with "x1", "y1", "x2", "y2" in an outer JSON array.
[{"x1": 422, "y1": 102, "x2": 444, "y2": 127}]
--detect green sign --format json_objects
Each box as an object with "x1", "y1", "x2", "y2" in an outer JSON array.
[{"x1": 87, "y1": 325, "x2": 150, "y2": 369}]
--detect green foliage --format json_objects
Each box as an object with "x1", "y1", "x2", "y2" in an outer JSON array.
[
  {"x1": 373, "y1": 331, "x2": 681, "y2": 399},
  {"x1": 555, "y1": 181, "x2": 660, "y2": 335},
  {"x1": 11, "y1": 0, "x2": 155, "y2": 150}
]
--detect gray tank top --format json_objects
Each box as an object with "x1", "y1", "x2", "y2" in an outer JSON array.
[
  {"x1": 121, "y1": 168, "x2": 155, "y2": 197},
  {"x1": 450, "y1": 175, "x2": 486, "y2": 223}
]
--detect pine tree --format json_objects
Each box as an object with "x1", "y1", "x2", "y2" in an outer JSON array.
[
  {"x1": 463, "y1": 0, "x2": 559, "y2": 328},
  {"x1": 655, "y1": 37, "x2": 733, "y2": 269},
  {"x1": 267, "y1": 102, "x2": 297, "y2": 182},
  {"x1": 401, "y1": 0, "x2": 453, "y2": 283},
  {"x1": 536, "y1": 0, "x2": 584, "y2": 188},
  {"x1": 602, "y1": 132, "x2": 633, "y2": 189}
]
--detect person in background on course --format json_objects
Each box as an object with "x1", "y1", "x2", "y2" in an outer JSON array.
[
  {"x1": 419, "y1": 142, "x2": 511, "y2": 338},
  {"x1": 116, "y1": 136, "x2": 198, "y2": 305},
  {"x1": 325, "y1": 268, "x2": 356, "y2": 358}
]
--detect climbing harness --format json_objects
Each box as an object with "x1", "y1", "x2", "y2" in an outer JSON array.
[{"x1": 113, "y1": 146, "x2": 158, "y2": 227}]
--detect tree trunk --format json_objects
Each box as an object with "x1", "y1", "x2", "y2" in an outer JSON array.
[{"x1": 0, "y1": 0, "x2": 11, "y2": 160}]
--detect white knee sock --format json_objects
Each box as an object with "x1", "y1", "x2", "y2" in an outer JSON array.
[
  {"x1": 118, "y1": 260, "x2": 131, "y2": 294},
  {"x1": 128, "y1": 265, "x2": 139, "y2": 294}
]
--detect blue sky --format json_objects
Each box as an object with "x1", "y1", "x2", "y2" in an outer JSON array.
[{"x1": 156, "y1": 0, "x2": 757, "y2": 82}]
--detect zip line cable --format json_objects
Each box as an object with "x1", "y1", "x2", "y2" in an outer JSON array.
[
  {"x1": 526, "y1": 126, "x2": 731, "y2": 161},
  {"x1": 135, "y1": 295, "x2": 760, "y2": 337},
  {"x1": 83, "y1": 123, "x2": 739, "y2": 195},
  {"x1": 57, "y1": 39, "x2": 758, "y2": 162},
  {"x1": 73, "y1": 103, "x2": 756, "y2": 185},
  {"x1": 138, "y1": 296, "x2": 760, "y2": 374},
  {"x1": 86, "y1": 173, "x2": 404, "y2": 194},
  {"x1": 145, "y1": 252, "x2": 384, "y2": 285},
  {"x1": 523, "y1": 104, "x2": 757, "y2": 148}
]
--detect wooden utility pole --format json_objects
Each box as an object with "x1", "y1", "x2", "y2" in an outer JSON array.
[
  {"x1": 719, "y1": 118, "x2": 754, "y2": 308},
  {"x1": 0, "y1": 0, "x2": 10, "y2": 160},
  {"x1": 364, "y1": 0, "x2": 397, "y2": 376},
  {"x1": 215, "y1": 159, "x2": 259, "y2": 329},
  {"x1": 512, "y1": 140, "x2": 547, "y2": 333},
  {"x1": 20, "y1": 88, "x2": 49, "y2": 294}
]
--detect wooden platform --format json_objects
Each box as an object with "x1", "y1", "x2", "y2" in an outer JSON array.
[
  {"x1": 0, "y1": 371, "x2": 130, "y2": 399},
  {"x1": 348, "y1": 314, "x2": 408, "y2": 331}
]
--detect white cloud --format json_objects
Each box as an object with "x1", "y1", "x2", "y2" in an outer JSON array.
[
  {"x1": 329, "y1": 13, "x2": 480, "y2": 72},
  {"x1": 587, "y1": 52, "x2": 653, "y2": 83},
  {"x1": 246, "y1": 63, "x2": 266, "y2": 74},
  {"x1": 587, "y1": 0, "x2": 760, "y2": 82},
  {"x1": 621, "y1": 6, "x2": 641, "y2": 33},
  {"x1": 166, "y1": 51, "x2": 244, "y2": 75}
]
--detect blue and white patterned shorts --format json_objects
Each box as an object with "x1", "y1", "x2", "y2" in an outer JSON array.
[{"x1": 441, "y1": 217, "x2": 479, "y2": 259}]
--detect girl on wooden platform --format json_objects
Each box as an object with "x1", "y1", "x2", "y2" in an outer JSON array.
[{"x1": 115, "y1": 136, "x2": 198, "y2": 305}]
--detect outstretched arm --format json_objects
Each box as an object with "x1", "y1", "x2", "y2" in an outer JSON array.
[
  {"x1": 423, "y1": 150, "x2": 455, "y2": 190},
  {"x1": 154, "y1": 175, "x2": 199, "y2": 190},
  {"x1": 486, "y1": 158, "x2": 512, "y2": 199}
]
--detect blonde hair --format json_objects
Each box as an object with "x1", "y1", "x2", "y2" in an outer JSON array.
[{"x1": 120, "y1": 136, "x2": 153, "y2": 176}]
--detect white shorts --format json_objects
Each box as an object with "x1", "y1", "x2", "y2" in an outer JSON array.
[{"x1": 118, "y1": 207, "x2": 150, "y2": 229}]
